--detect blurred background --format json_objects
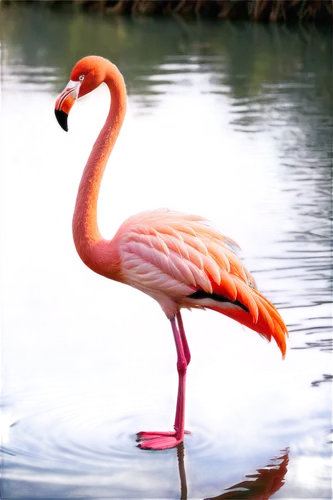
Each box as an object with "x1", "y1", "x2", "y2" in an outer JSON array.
[{"x1": 0, "y1": 1, "x2": 332, "y2": 498}]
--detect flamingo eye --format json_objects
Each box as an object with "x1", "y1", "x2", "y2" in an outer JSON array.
[{"x1": 79, "y1": 75, "x2": 85, "y2": 81}]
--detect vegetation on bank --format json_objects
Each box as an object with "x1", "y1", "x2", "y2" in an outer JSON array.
[{"x1": 2, "y1": 0, "x2": 333, "y2": 23}]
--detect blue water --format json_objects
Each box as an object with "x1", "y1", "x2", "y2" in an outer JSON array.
[{"x1": 1, "y1": 4, "x2": 332, "y2": 499}]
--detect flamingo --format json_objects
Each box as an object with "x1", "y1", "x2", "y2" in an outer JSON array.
[{"x1": 54, "y1": 56, "x2": 288, "y2": 450}]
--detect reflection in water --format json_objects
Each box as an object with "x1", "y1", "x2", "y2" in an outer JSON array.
[
  {"x1": 177, "y1": 443, "x2": 188, "y2": 500},
  {"x1": 207, "y1": 450, "x2": 289, "y2": 500},
  {"x1": 1, "y1": 2, "x2": 332, "y2": 498},
  {"x1": 2, "y1": 355, "x2": 330, "y2": 498},
  {"x1": 175, "y1": 443, "x2": 289, "y2": 500}
]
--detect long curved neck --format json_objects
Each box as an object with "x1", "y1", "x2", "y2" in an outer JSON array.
[{"x1": 72, "y1": 64, "x2": 126, "y2": 277}]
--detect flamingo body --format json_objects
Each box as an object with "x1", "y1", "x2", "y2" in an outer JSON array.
[
  {"x1": 114, "y1": 209, "x2": 286, "y2": 352},
  {"x1": 55, "y1": 56, "x2": 288, "y2": 450}
]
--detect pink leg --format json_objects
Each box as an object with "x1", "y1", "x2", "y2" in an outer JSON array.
[
  {"x1": 174, "y1": 312, "x2": 191, "y2": 433},
  {"x1": 137, "y1": 313, "x2": 190, "y2": 450},
  {"x1": 177, "y1": 312, "x2": 191, "y2": 365}
]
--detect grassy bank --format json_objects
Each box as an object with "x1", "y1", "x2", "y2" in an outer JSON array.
[{"x1": 2, "y1": 0, "x2": 333, "y2": 23}]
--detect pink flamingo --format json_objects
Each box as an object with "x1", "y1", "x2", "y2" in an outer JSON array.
[{"x1": 55, "y1": 56, "x2": 288, "y2": 450}]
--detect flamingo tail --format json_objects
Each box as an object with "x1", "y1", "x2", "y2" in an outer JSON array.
[{"x1": 207, "y1": 289, "x2": 288, "y2": 358}]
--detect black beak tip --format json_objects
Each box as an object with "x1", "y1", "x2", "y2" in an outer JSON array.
[{"x1": 55, "y1": 109, "x2": 68, "y2": 132}]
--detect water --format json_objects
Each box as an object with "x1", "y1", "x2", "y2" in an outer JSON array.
[{"x1": 1, "y1": 3, "x2": 332, "y2": 499}]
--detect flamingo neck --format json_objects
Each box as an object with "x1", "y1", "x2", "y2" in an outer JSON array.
[{"x1": 72, "y1": 64, "x2": 126, "y2": 278}]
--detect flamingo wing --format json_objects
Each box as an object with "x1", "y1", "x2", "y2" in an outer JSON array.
[
  {"x1": 118, "y1": 208, "x2": 241, "y2": 294},
  {"x1": 117, "y1": 209, "x2": 287, "y2": 356}
]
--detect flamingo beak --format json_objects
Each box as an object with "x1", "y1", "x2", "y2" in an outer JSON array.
[{"x1": 55, "y1": 80, "x2": 81, "y2": 132}]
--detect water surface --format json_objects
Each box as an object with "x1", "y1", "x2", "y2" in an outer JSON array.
[{"x1": 1, "y1": 4, "x2": 332, "y2": 499}]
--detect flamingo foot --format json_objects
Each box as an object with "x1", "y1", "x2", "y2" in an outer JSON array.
[
  {"x1": 136, "y1": 429, "x2": 192, "y2": 440},
  {"x1": 136, "y1": 431, "x2": 186, "y2": 450}
]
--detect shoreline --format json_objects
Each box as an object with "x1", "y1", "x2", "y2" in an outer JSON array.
[{"x1": 2, "y1": 0, "x2": 333, "y2": 23}]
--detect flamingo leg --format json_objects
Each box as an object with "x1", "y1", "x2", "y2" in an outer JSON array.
[
  {"x1": 137, "y1": 314, "x2": 190, "y2": 450},
  {"x1": 173, "y1": 311, "x2": 192, "y2": 434},
  {"x1": 177, "y1": 311, "x2": 191, "y2": 365}
]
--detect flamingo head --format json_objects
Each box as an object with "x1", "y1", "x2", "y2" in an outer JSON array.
[{"x1": 55, "y1": 56, "x2": 107, "y2": 132}]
